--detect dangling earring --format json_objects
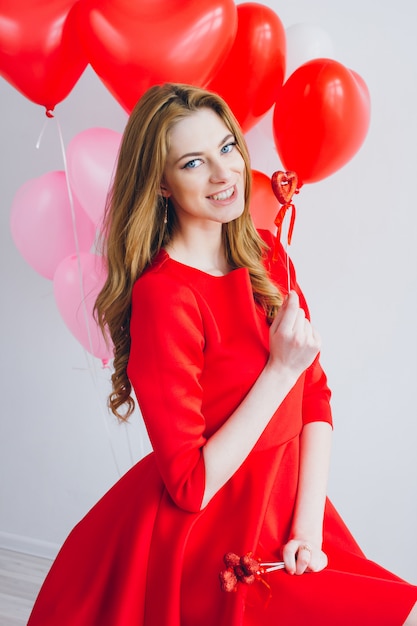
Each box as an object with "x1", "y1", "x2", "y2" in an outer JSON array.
[{"x1": 164, "y1": 197, "x2": 168, "y2": 225}]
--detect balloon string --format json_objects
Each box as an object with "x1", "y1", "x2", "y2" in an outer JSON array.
[
  {"x1": 37, "y1": 116, "x2": 97, "y2": 367},
  {"x1": 36, "y1": 115, "x2": 124, "y2": 477},
  {"x1": 35, "y1": 119, "x2": 49, "y2": 150},
  {"x1": 55, "y1": 117, "x2": 101, "y2": 372}
]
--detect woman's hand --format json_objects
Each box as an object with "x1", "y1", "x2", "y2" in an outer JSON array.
[
  {"x1": 268, "y1": 291, "x2": 321, "y2": 379},
  {"x1": 282, "y1": 538, "x2": 328, "y2": 575}
]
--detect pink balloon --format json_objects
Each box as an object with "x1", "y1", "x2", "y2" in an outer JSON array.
[
  {"x1": 53, "y1": 252, "x2": 113, "y2": 362},
  {"x1": 10, "y1": 171, "x2": 95, "y2": 279},
  {"x1": 67, "y1": 127, "x2": 123, "y2": 226}
]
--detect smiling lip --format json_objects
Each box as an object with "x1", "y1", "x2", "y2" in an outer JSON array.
[{"x1": 208, "y1": 186, "x2": 236, "y2": 202}]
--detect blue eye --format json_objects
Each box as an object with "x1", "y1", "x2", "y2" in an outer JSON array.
[
  {"x1": 183, "y1": 158, "x2": 202, "y2": 169},
  {"x1": 221, "y1": 142, "x2": 236, "y2": 154}
]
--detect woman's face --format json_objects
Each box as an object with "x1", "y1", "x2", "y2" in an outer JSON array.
[{"x1": 162, "y1": 108, "x2": 246, "y2": 232}]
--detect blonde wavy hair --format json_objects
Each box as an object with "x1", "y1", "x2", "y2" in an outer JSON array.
[{"x1": 95, "y1": 83, "x2": 282, "y2": 420}]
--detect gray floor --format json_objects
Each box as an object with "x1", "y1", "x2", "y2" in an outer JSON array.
[{"x1": 0, "y1": 548, "x2": 52, "y2": 625}]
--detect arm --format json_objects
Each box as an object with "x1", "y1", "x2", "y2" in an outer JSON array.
[
  {"x1": 201, "y1": 290, "x2": 321, "y2": 507},
  {"x1": 130, "y1": 269, "x2": 320, "y2": 512},
  {"x1": 283, "y1": 420, "x2": 332, "y2": 574}
]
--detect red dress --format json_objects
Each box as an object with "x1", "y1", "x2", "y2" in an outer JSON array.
[{"x1": 28, "y1": 231, "x2": 417, "y2": 625}]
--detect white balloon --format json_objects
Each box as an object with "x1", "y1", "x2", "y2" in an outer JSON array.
[
  {"x1": 245, "y1": 110, "x2": 282, "y2": 177},
  {"x1": 285, "y1": 23, "x2": 335, "y2": 79}
]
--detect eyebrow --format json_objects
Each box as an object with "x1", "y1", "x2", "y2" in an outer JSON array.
[{"x1": 174, "y1": 133, "x2": 235, "y2": 164}]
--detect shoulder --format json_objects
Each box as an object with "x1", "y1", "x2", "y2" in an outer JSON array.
[
  {"x1": 134, "y1": 250, "x2": 191, "y2": 294},
  {"x1": 132, "y1": 251, "x2": 200, "y2": 319}
]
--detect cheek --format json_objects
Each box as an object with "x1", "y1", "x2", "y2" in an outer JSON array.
[
  {"x1": 233, "y1": 154, "x2": 246, "y2": 173},
  {"x1": 181, "y1": 171, "x2": 206, "y2": 192},
  {"x1": 169, "y1": 175, "x2": 203, "y2": 201}
]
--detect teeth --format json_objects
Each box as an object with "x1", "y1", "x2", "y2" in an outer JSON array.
[{"x1": 210, "y1": 188, "x2": 234, "y2": 201}]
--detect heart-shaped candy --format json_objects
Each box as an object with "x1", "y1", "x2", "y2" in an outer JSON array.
[{"x1": 271, "y1": 171, "x2": 299, "y2": 205}]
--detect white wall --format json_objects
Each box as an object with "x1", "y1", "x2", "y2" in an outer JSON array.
[{"x1": 1, "y1": 0, "x2": 416, "y2": 585}]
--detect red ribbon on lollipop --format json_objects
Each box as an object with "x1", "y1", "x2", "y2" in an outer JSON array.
[
  {"x1": 271, "y1": 170, "x2": 301, "y2": 260},
  {"x1": 219, "y1": 551, "x2": 285, "y2": 595}
]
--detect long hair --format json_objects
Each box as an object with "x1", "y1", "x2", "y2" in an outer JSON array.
[{"x1": 95, "y1": 83, "x2": 282, "y2": 420}]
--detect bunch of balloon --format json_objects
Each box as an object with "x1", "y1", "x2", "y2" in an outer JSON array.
[{"x1": 3, "y1": 0, "x2": 371, "y2": 364}]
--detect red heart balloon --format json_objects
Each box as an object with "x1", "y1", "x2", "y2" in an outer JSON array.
[
  {"x1": 207, "y1": 2, "x2": 286, "y2": 132},
  {"x1": 73, "y1": 0, "x2": 237, "y2": 112},
  {"x1": 273, "y1": 58, "x2": 371, "y2": 184},
  {"x1": 0, "y1": 0, "x2": 87, "y2": 111}
]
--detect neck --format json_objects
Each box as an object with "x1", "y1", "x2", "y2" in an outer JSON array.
[{"x1": 166, "y1": 225, "x2": 231, "y2": 276}]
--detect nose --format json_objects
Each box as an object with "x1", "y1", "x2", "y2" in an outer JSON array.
[{"x1": 209, "y1": 158, "x2": 232, "y2": 184}]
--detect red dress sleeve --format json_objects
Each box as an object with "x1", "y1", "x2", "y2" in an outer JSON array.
[
  {"x1": 259, "y1": 229, "x2": 333, "y2": 428},
  {"x1": 127, "y1": 269, "x2": 207, "y2": 513}
]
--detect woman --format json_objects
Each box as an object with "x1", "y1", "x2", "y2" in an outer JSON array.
[{"x1": 28, "y1": 83, "x2": 417, "y2": 625}]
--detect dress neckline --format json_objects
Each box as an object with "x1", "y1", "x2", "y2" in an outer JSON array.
[{"x1": 158, "y1": 249, "x2": 246, "y2": 279}]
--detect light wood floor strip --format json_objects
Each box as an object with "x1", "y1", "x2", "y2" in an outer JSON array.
[{"x1": 0, "y1": 548, "x2": 52, "y2": 625}]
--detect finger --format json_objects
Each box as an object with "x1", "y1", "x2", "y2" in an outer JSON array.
[
  {"x1": 270, "y1": 294, "x2": 289, "y2": 333},
  {"x1": 273, "y1": 291, "x2": 300, "y2": 334},
  {"x1": 282, "y1": 541, "x2": 297, "y2": 575},
  {"x1": 294, "y1": 315, "x2": 321, "y2": 351},
  {"x1": 291, "y1": 306, "x2": 307, "y2": 335},
  {"x1": 295, "y1": 544, "x2": 312, "y2": 575},
  {"x1": 307, "y1": 550, "x2": 328, "y2": 573}
]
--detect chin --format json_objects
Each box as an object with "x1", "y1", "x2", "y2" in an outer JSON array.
[{"x1": 228, "y1": 205, "x2": 245, "y2": 223}]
